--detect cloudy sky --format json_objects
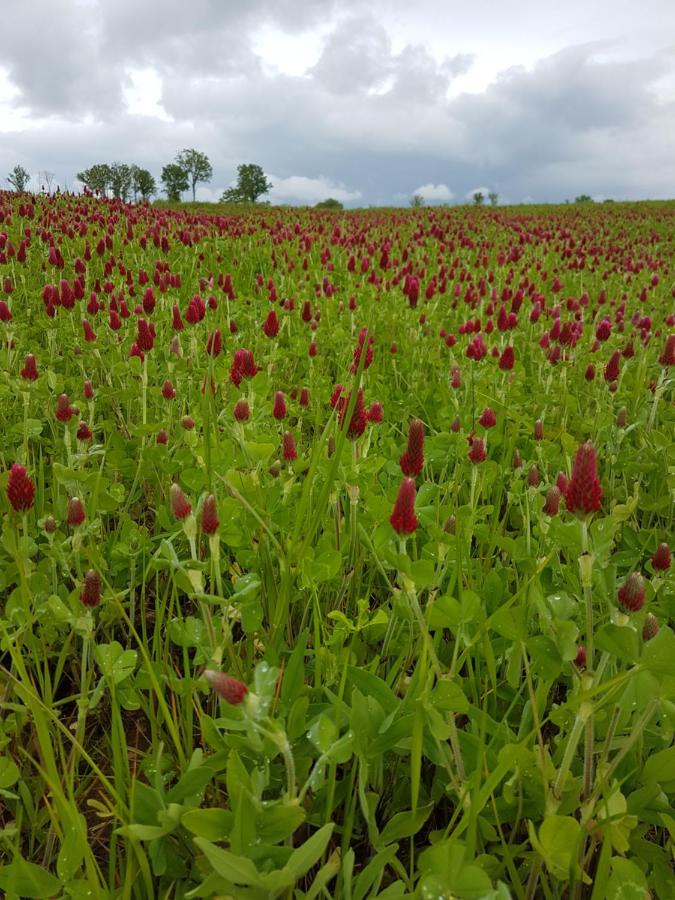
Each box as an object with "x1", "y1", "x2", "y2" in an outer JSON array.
[{"x1": 1, "y1": 0, "x2": 674, "y2": 206}]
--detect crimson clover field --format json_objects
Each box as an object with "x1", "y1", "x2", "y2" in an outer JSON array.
[{"x1": 0, "y1": 192, "x2": 674, "y2": 899}]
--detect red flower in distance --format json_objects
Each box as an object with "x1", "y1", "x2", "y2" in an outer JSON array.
[
  {"x1": 351, "y1": 327, "x2": 374, "y2": 373},
  {"x1": 390, "y1": 478, "x2": 419, "y2": 534},
  {"x1": 81, "y1": 569, "x2": 101, "y2": 608},
  {"x1": 339, "y1": 388, "x2": 367, "y2": 440},
  {"x1": 400, "y1": 418, "x2": 425, "y2": 477},
  {"x1": 234, "y1": 398, "x2": 250, "y2": 421},
  {"x1": 272, "y1": 391, "x2": 287, "y2": 420},
  {"x1": 66, "y1": 497, "x2": 86, "y2": 526},
  {"x1": 162, "y1": 380, "x2": 176, "y2": 400},
  {"x1": 282, "y1": 431, "x2": 297, "y2": 461},
  {"x1": 170, "y1": 484, "x2": 192, "y2": 520},
  {"x1": 468, "y1": 437, "x2": 487, "y2": 463},
  {"x1": 652, "y1": 543, "x2": 671, "y2": 571},
  {"x1": 200, "y1": 494, "x2": 219, "y2": 535},
  {"x1": 367, "y1": 401, "x2": 383, "y2": 423},
  {"x1": 55, "y1": 393, "x2": 74, "y2": 421},
  {"x1": 76, "y1": 421, "x2": 93, "y2": 441},
  {"x1": 20, "y1": 354, "x2": 39, "y2": 381},
  {"x1": 204, "y1": 669, "x2": 248, "y2": 705},
  {"x1": 564, "y1": 443, "x2": 603, "y2": 516},
  {"x1": 642, "y1": 613, "x2": 659, "y2": 641},
  {"x1": 617, "y1": 572, "x2": 645, "y2": 613},
  {"x1": 543, "y1": 486, "x2": 561, "y2": 516},
  {"x1": 206, "y1": 329, "x2": 222, "y2": 357},
  {"x1": 498, "y1": 346, "x2": 514, "y2": 370},
  {"x1": 263, "y1": 310, "x2": 279, "y2": 338},
  {"x1": 604, "y1": 350, "x2": 621, "y2": 383},
  {"x1": 478, "y1": 407, "x2": 497, "y2": 428},
  {"x1": 7, "y1": 464, "x2": 35, "y2": 511}
]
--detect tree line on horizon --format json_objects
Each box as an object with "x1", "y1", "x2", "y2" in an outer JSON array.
[
  {"x1": 75, "y1": 151, "x2": 274, "y2": 206},
  {"x1": 6, "y1": 156, "x2": 608, "y2": 208}
]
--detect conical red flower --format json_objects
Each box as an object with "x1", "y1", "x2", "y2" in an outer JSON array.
[
  {"x1": 642, "y1": 613, "x2": 659, "y2": 641},
  {"x1": 272, "y1": 391, "x2": 287, "y2": 420},
  {"x1": 76, "y1": 421, "x2": 93, "y2": 441},
  {"x1": 543, "y1": 486, "x2": 561, "y2": 516},
  {"x1": 604, "y1": 350, "x2": 621, "y2": 383},
  {"x1": 617, "y1": 572, "x2": 645, "y2": 613},
  {"x1": 564, "y1": 443, "x2": 602, "y2": 516},
  {"x1": 468, "y1": 436, "x2": 487, "y2": 464},
  {"x1": 206, "y1": 329, "x2": 222, "y2": 357},
  {"x1": 527, "y1": 464, "x2": 540, "y2": 487},
  {"x1": 338, "y1": 388, "x2": 367, "y2": 440},
  {"x1": 534, "y1": 419, "x2": 544, "y2": 441},
  {"x1": 479, "y1": 407, "x2": 497, "y2": 428},
  {"x1": 263, "y1": 310, "x2": 279, "y2": 338},
  {"x1": 234, "y1": 398, "x2": 250, "y2": 421},
  {"x1": 204, "y1": 670, "x2": 248, "y2": 705},
  {"x1": 20, "y1": 354, "x2": 39, "y2": 381},
  {"x1": 81, "y1": 569, "x2": 101, "y2": 608},
  {"x1": 7, "y1": 464, "x2": 35, "y2": 511},
  {"x1": 390, "y1": 478, "x2": 419, "y2": 534},
  {"x1": 400, "y1": 418, "x2": 425, "y2": 477},
  {"x1": 652, "y1": 543, "x2": 671, "y2": 571},
  {"x1": 55, "y1": 393, "x2": 74, "y2": 422},
  {"x1": 66, "y1": 496, "x2": 86, "y2": 526},
  {"x1": 200, "y1": 494, "x2": 219, "y2": 535},
  {"x1": 499, "y1": 346, "x2": 515, "y2": 370},
  {"x1": 367, "y1": 401, "x2": 383, "y2": 423},
  {"x1": 282, "y1": 431, "x2": 297, "y2": 461},
  {"x1": 170, "y1": 484, "x2": 192, "y2": 520},
  {"x1": 162, "y1": 380, "x2": 176, "y2": 400}
]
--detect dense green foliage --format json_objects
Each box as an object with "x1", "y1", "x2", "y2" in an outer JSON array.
[{"x1": 0, "y1": 193, "x2": 673, "y2": 898}]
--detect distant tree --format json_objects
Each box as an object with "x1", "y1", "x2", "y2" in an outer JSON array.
[
  {"x1": 176, "y1": 149, "x2": 213, "y2": 201},
  {"x1": 7, "y1": 165, "x2": 30, "y2": 192},
  {"x1": 488, "y1": 191, "x2": 499, "y2": 206},
  {"x1": 315, "y1": 198, "x2": 344, "y2": 210},
  {"x1": 161, "y1": 163, "x2": 189, "y2": 201},
  {"x1": 109, "y1": 163, "x2": 133, "y2": 202},
  {"x1": 472, "y1": 191, "x2": 485, "y2": 206},
  {"x1": 131, "y1": 166, "x2": 157, "y2": 202},
  {"x1": 39, "y1": 170, "x2": 55, "y2": 194},
  {"x1": 574, "y1": 194, "x2": 593, "y2": 203},
  {"x1": 77, "y1": 163, "x2": 113, "y2": 196},
  {"x1": 221, "y1": 164, "x2": 272, "y2": 204},
  {"x1": 410, "y1": 194, "x2": 425, "y2": 208}
]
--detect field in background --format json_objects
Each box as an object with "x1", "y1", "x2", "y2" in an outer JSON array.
[{"x1": 0, "y1": 193, "x2": 673, "y2": 898}]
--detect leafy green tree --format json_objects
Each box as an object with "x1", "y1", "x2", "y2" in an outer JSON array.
[
  {"x1": 131, "y1": 166, "x2": 157, "y2": 202},
  {"x1": 76, "y1": 164, "x2": 113, "y2": 196},
  {"x1": 7, "y1": 165, "x2": 31, "y2": 192},
  {"x1": 109, "y1": 163, "x2": 133, "y2": 202},
  {"x1": 488, "y1": 191, "x2": 498, "y2": 206},
  {"x1": 221, "y1": 164, "x2": 272, "y2": 204},
  {"x1": 161, "y1": 163, "x2": 189, "y2": 202},
  {"x1": 410, "y1": 194, "x2": 425, "y2": 208},
  {"x1": 472, "y1": 191, "x2": 485, "y2": 206},
  {"x1": 176, "y1": 149, "x2": 213, "y2": 201},
  {"x1": 315, "y1": 198, "x2": 344, "y2": 210},
  {"x1": 575, "y1": 194, "x2": 594, "y2": 203}
]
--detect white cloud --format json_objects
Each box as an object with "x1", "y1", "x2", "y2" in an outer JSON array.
[
  {"x1": 414, "y1": 183, "x2": 454, "y2": 201},
  {"x1": 123, "y1": 68, "x2": 172, "y2": 121},
  {"x1": 267, "y1": 174, "x2": 362, "y2": 205}
]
